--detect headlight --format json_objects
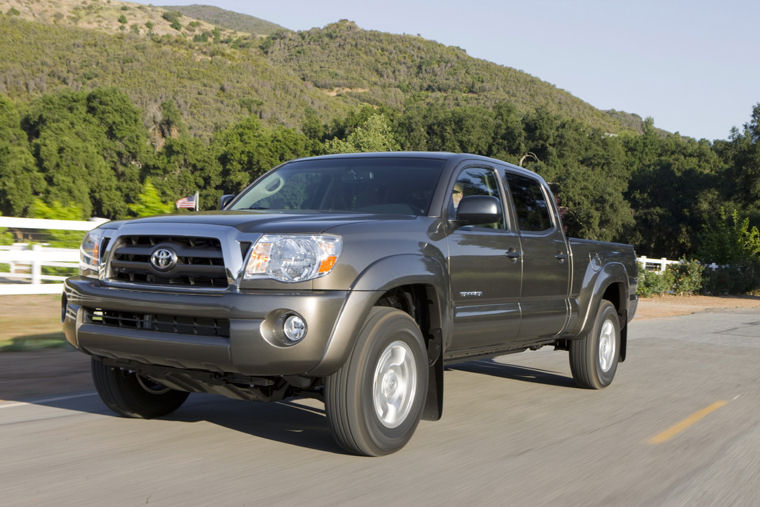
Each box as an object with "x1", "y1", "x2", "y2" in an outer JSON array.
[
  {"x1": 79, "y1": 228, "x2": 105, "y2": 277},
  {"x1": 244, "y1": 234, "x2": 342, "y2": 283}
]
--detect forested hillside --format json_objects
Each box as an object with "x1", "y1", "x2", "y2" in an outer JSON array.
[
  {"x1": 0, "y1": 1, "x2": 758, "y2": 288},
  {"x1": 0, "y1": 3, "x2": 642, "y2": 137},
  {"x1": 262, "y1": 20, "x2": 636, "y2": 133},
  {"x1": 0, "y1": 16, "x2": 348, "y2": 138}
]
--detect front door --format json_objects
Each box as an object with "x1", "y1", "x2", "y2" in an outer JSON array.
[{"x1": 447, "y1": 167, "x2": 523, "y2": 353}]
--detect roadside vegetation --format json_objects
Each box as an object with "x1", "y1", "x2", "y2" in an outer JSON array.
[{"x1": 3, "y1": 88, "x2": 758, "y2": 263}]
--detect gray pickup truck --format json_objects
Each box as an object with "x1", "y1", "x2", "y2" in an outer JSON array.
[{"x1": 63, "y1": 152, "x2": 637, "y2": 456}]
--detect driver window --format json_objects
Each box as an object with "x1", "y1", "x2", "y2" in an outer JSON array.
[{"x1": 450, "y1": 168, "x2": 506, "y2": 229}]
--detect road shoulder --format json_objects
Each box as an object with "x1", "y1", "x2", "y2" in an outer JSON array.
[{"x1": 635, "y1": 294, "x2": 760, "y2": 320}]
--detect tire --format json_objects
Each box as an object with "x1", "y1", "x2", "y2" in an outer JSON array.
[
  {"x1": 91, "y1": 357, "x2": 189, "y2": 418},
  {"x1": 569, "y1": 300, "x2": 621, "y2": 389},
  {"x1": 325, "y1": 307, "x2": 428, "y2": 456}
]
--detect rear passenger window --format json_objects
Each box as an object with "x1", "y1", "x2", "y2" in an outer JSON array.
[{"x1": 505, "y1": 173, "x2": 553, "y2": 232}]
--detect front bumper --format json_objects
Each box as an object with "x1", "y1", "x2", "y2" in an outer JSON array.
[{"x1": 63, "y1": 277, "x2": 349, "y2": 376}]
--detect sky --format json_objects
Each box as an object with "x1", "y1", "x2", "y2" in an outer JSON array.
[{"x1": 150, "y1": 0, "x2": 760, "y2": 140}]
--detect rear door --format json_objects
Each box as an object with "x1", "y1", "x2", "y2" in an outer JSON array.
[
  {"x1": 446, "y1": 166, "x2": 523, "y2": 353},
  {"x1": 503, "y1": 171, "x2": 570, "y2": 341}
]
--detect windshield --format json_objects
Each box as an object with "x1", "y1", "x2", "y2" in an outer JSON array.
[{"x1": 229, "y1": 157, "x2": 444, "y2": 215}]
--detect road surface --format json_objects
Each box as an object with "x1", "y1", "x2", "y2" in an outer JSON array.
[{"x1": 1, "y1": 309, "x2": 758, "y2": 506}]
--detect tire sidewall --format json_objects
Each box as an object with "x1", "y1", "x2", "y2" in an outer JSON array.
[
  {"x1": 91, "y1": 357, "x2": 188, "y2": 418},
  {"x1": 350, "y1": 309, "x2": 428, "y2": 455},
  {"x1": 593, "y1": 302, "x2": 620, "y2": 387}
]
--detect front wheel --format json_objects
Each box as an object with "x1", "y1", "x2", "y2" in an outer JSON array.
[
  {"x1": 91, "y1": 357, "x2": 189, "y2": 418},
  {"x1": 325, "y1": 307, "x2": 428, "y2": 456},
  {"x1": 569, "y1": 300, "x2": 621, "y2": 389}
]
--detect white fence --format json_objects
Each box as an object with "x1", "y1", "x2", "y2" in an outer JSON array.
[
  {"x1": 637, "y1": 255, "x2": 681, "y2": 273},
  {"x1": 0, "y1": 217, "x2": 104, "y2": 295}
]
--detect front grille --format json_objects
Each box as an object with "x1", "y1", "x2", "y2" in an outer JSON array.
[
  {"x1": 108, "y1": 235, "x2": 227, "y2": 288},
  {"x1": 85, "y1": 308, "x2": 230, "y2": 338}
]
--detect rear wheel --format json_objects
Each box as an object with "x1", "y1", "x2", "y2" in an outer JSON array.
[
  {"x1": 91, "y1": 357, "x2": 189, "y2": 418},
  {"x1": 325, "y1": 307, "x2": 428, "y2": 456},
  {"x1": 569, "y1": 300, "x2": 621, "y2": 389}
]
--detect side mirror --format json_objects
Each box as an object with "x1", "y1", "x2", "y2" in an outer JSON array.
[
  {"x1": 455, "y1": 195, "x2": 501, "y2": 226},
  {"x1": 219, "y1": 194, "x2": 235, "y2": 210}
]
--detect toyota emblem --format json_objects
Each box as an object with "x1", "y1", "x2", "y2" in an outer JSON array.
[{"x1": 150, "y1": 247, "x2": 178, "y2": 271}]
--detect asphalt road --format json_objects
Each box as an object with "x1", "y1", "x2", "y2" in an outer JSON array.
[{"x1": 1, "y1": 310, "x2": 758, "y2": 506}]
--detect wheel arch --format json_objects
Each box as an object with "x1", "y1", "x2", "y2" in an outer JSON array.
[
  {"x1": 308, "y1": 255, "x2": 448, "y2": 408},
  {"x1": 576, "y1": 263, "x2": 630, "y2": 362}
]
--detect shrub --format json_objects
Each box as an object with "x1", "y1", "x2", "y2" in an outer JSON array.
[
  {"x1": 161, "y1": 10, "x2": 182, "y2": 31},
  {"x1": 0, "y1": 227, "x2": 14, "y2": 245},
  {"x1": 698, "y1": 208, "x2": 760, "y2": 295},
  {"x1": 699, "y1": 208, "x2": 760, "y2": 265},
  {"x1": 637, "y1": 266, "x2": 674, "y2": 297},
  {"x1": 702, "y1": 263, "x2": 760, "y2": 296},
  {"x1": 670, "y1": 259, "x2": 704, "y2": 295},
  {"x1": 161, "y1": 11, "x2": 182, "y2": 24},
  {"x1": 637, "y1": 259, "x2": 703, "y2": 297}
]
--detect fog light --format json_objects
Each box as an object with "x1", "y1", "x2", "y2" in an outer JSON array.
[{"x1": 283, "y1": 314, "x2": 307, "y2": 343}]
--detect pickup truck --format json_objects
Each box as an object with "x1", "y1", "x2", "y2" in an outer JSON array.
[{"x1": 63, "y1": 152, "x2": 638, "y2": 456}]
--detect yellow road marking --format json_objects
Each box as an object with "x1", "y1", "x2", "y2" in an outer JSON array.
[{"x1": 647, "y1": 400, "x2": 728, "y2": 445}]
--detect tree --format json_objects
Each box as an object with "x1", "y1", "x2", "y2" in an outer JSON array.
[
  {"x1": 128, "y1": 179, "x2": 174, "y2": 217},
  {"x1": 623, "y1": 120, "x2": 726, "y2": 257},
  {"x1": 325, "y1": 113, "x2": 400, "y2": 153},
  {"x1": 718, "y1": 104, "x2": 760, "y2": 224},
  {"x1": 157, "y1": 99, "x2": 187, "y2": 142},
  {"x1": 29, "y1": 199, "x2": 85, "y2": 248},
  {"x1": 521, "y1": 110, "x2": 634, "y2": 242},
  {"x1": 487, "y1": 102, "x2": 525, "y2": 163},
  {"x1": 212, "y1": 116, "x2": 315, "y2": 194},
  {"x1": 85, "y1": 88, "x2": 148, "y2": 210},
  {"x1": 0, "y1": 95, "x2": 43, "y2": 216},
  {"x1": 147, "y1": 135, "x2": 221, "y2": 210},
  {"x1": 22, "y1": 89, "x2": 150, "y2": 219},
  {"x1": 699, "y1": 208, "x2": 760, "y2": 264}
]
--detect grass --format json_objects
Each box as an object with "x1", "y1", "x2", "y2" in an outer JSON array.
[
  {"x1": 0, "y1": 332, "x2": 67, "y2": 352},
  {"x1": 0, "y1": 294, "x2": 67, "y2": 352}
]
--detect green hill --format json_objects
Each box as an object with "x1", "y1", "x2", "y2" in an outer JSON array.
[
  {"x1": 0, "y1": 15, "x2": 351, "y2": 138},
  {"x1": 262, "y1": 20, "x2": 638, "y2": 133},
  {"x1": 0, "y1": 1, "x2": 646, "y2": 137},
  {"x1": 162, "y1": 4, "x2": 289, "y2": 36}
]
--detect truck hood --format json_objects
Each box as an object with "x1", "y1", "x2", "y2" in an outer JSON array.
[{"x1": 102, "y1": 211, "x2": 418, "y2": 235}]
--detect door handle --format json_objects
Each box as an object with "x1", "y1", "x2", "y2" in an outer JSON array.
[
  {"x1": 505, "y1": 249, "x2": 521, "y2": 262},
  {"x1": 555, "y1": 253, "x2": 568, "y2": 263}
]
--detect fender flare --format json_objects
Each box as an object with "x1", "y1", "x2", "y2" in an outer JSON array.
[
  {"x1": 574, "y1": 262, "x2": 630, "y2": 361},
  {"x1": 578, "y1": 262, "x2": 629, "y2": 335},
  {"x1": 306, "y1": 254, "x2": 449, "y2": 379}
]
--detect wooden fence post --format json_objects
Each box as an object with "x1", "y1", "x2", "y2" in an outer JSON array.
[{"x1": 31, "y1": 244, "x2": 42, "y2": 285}]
